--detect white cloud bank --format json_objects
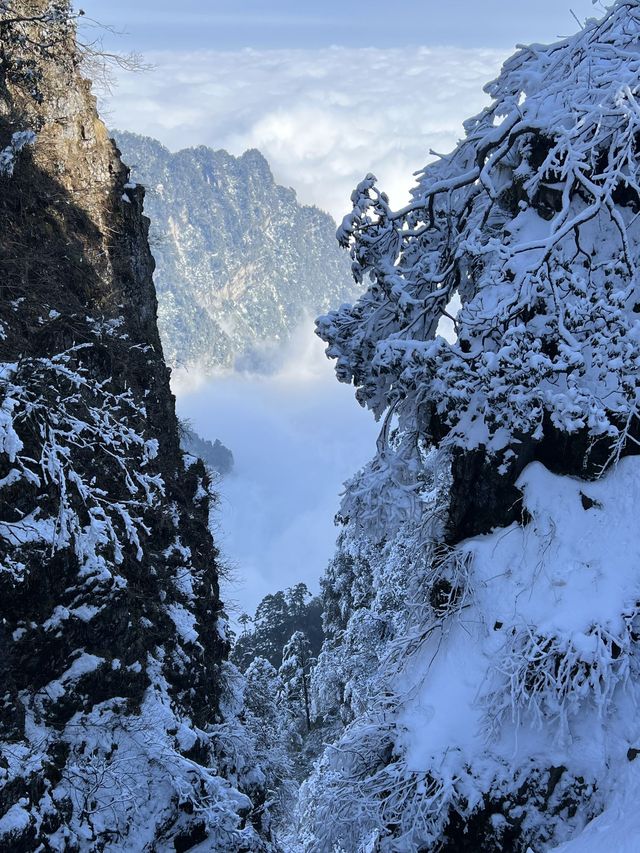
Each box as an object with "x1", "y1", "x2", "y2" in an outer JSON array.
[
  {"x1": 174, "y1": 326, "x2": 379, "y2": 618},
  {"x1": 105, "y1": 46, "x2": 508, "y2": 220}
]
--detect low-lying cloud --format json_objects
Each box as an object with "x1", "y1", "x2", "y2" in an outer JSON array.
[
  {"x1": 104, "y1": 46, "x2": 508, "y2": 220},
  {"x1": 174, "y1": 324, "x2": 379, "y2": 620}
]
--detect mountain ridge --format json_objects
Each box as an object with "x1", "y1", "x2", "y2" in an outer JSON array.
[{"x1": 114, "y1": 129, "x2": 356, "y2": 373}]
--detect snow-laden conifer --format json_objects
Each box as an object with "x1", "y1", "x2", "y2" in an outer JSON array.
[{"x1": 318, "y1": 0, "x2": 640, "y2": 467}]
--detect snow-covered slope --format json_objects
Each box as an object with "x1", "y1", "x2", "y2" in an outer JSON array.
[
  {"x1": 401, "y1": 458, "x2": 640, "y2": 841},
  {"x1": 550, "y1": 782, "x2": 640, "y2": 852},
  {"x1": 303, "y1": 454, "x2": 640, "y2": 852},
  {"x1": 114, "y1": 131, "x2": 356, "y2": 372}
]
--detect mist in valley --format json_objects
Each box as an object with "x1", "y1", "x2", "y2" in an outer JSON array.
[{"x1": 173, "y1": 323, "x2": 379, "y2": 619}]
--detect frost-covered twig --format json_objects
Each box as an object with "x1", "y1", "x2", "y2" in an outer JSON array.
[
  {"x1": 483, "y1": 607, "x2": 640, "y2": 743},
  {"x1": 0, "y1": 349, "x2": 163, "y2": 575}
]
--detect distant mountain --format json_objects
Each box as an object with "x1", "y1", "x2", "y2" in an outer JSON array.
[
  {"x1": 179, "y1": 421, "x2": 234, "y2": 477},
  {"x1": 113, "y1": 131, "x2": 355, "y2": 372}
]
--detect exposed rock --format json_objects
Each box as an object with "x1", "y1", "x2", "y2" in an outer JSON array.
[{"x1": 0, "y1": 4, "x2": 262, "y2": 849}]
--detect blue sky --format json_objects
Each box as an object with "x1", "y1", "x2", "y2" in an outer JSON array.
[{"x1": 79, "y1": 1, "x2": 601, "y2": 51}]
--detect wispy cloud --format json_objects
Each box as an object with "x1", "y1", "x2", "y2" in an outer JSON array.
[{"x1": 105, "y1": 46, "x2": 508, "y2": 220}]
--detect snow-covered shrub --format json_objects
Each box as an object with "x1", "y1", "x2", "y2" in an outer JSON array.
[
  {"x1": 483, "y1": 611, "x2": 640, "y2": 742},
  {"x1": 29, "y1": 658, "x2": 262, "y2": 852},
  {"x1": 0, "y1": 348, "x2": 162, "y2": 575}
]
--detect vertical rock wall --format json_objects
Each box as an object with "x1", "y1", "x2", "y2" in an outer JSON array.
[{"x1": 0, "y1": 4, "x2": 256, "y2": 850}]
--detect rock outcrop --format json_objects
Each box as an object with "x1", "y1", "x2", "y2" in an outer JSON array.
[{"x1": 0, "y1": 4, "x2": 261, "y2": 849}]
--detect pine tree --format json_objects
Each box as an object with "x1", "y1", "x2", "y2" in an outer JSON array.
[
  {"x1": 279, "y1": 631, "x2": 314, "y2": 734},
  {"x1": 232, "y1": 583, "x2": 323, "y2": 670}
]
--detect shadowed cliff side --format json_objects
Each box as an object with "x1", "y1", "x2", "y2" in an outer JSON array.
[{"x1": 0, "y1": 3, "x2": 267, "y2": 850}]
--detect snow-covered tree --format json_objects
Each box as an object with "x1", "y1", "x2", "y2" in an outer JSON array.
[
  {"x1": 318, "y1": 0, "x2": 640, "y2": 478},
  {"x1": 303, "y1": 3, "x2": 640, "y2": 851},
  {"x1": 212, "y1": 658, "x2": 298, "y2": 842},
  {"x1": 232, "y1": 583, "x2": 323, "y2": 671},
  {"x1": 279, "y1": 631, "x2": 314, "y2": 734}
]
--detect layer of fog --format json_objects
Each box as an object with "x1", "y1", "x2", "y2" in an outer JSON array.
[{"x1": 173, "y1": 324, "x2": 379, "y2": 620}]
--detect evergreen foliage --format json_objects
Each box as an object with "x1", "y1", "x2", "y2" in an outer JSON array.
[
  {"x1": 232, "y1": 583, "x2": 323, "y2": 671},
  {"x1": 279, "y1": 631, "x2": 314, "y2": 735}
]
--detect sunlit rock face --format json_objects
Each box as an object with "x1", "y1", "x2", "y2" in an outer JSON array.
[{"x1": 114, "y1": 130, "x2": 356, "y2": 373}]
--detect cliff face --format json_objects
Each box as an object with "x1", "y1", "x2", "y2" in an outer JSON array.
[
  {"x1": 0, "y1": 5, "x2": 257, "y2": 850},
  {"x1": 114, "y1": 131, "x2": 356, "y2": 372}
]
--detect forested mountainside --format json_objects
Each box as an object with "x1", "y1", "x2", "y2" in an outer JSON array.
[
  {"x1": 113, "y1": 131, "x2": 356, "y2": 373},
  {"x1": 295, "y1": 2, "x2": 640, "y2": 850},
  {"x1": 0, "y1": 4, "x2": 278, "y2": 850}
]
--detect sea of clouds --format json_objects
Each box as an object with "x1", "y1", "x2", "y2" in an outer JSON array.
[{"x1": 104, "y1": 45, "x2": 509, "y2": 221}]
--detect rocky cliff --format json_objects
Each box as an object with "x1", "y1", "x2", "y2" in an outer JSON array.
[
  {"x1": 114, "y1": 131, "x2": 356, "y2": 372},
  {"x1": 0, "y1": 4, "x2": 263, "y2": 849}
]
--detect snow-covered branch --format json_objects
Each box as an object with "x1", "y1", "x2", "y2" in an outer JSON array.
[{"x1": 318, "y1": 0, "x2": 640, "y2": 464}]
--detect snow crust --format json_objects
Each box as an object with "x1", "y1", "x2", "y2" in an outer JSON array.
[
  {"x1": 392, "y1": 456, "x2": 640, "y2": 852},
  {"x1": 303, "y1": 454, "x2": 640, "y2": 851},
  {"x1": 550, "y1": 767, "x2": 640, "y2": 852}
]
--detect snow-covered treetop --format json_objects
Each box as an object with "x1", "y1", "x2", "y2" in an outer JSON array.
[{"x1": 318, "y1": 0, "x2": 640, "y2": 462}]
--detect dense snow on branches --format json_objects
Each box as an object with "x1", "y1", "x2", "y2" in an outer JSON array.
[
  {"x1": 0, "y1": 349, "x2": 162, "y2": 573},
  {"x1": 318, "y1": 0, "x2": 640, "y2": 466},
  {"x1": 0, "y1": 5, "x2": 285, "y2": 848},
  {"x1": 304, "y1": 420, "x2": 640, "y2": 852},
  {"x1": 304, "y1": 3, "x2": 640, "y2": 851},
  {"x1": 0, "y1": 335, "x2": 280, "y2": 849}
]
